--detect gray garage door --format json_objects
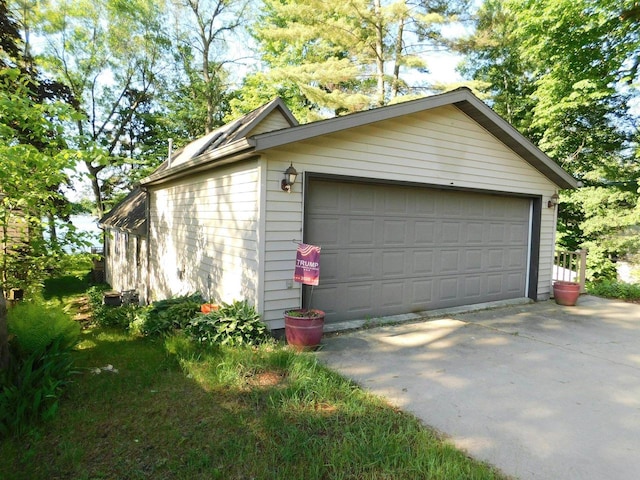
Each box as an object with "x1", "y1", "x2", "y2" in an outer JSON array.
[{"x1": 304, "y1": 178, "x2": 531, "y2": 324}]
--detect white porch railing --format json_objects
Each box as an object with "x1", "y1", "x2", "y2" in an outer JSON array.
[{"x1": 553, "y1": 249, "x2": 587, "y2": 294}]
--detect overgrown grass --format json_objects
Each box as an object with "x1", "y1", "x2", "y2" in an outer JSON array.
[
  {"x1": 42, "y1": 253, "x2": 96, "y2": 320},
  {"x1": 0, "y1": 328, "x2": 507, "y2": 479},
  {"x1": 43, "y1": 254, "x2": 94, "y2": 301},
  {"x1": 587, "y1": 279, "x2": 640, "y2": 301}
]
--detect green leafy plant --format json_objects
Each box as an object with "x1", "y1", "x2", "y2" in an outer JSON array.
[
  {"x1": 2, "y1": 302, "x2": 79, "y2": 437},
  {"x1": 587, "y1": 280, "x2": 640, "y2": 301},
  {"x1": 284, "y1": 308, "x2": 324, "y2": 318},
  {"x1": 86, "y1": 286, "x2": 143, "y2": 329},
  {"x1": 8, "y1": 302, "x2": 80, "y2": 355},
  {"x1": 186, "y1": 300, "x2": 268, "y2": 346},
  {"x1": 133, "y1": 294, "x2": 203, "y2": 337}
]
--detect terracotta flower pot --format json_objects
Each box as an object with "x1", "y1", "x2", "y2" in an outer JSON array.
[
  {"x1": 553, "y1": 281, "x2": 580, "y2": 306},
  {"x1": 284, "y1": 309, "x2": 325, "y2": 351},
  {"x1": 200, "y1": 303, "x2": 219, "y2": 314}
]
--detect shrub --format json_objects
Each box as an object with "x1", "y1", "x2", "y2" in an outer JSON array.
[
  {"x1": 101, "y1": 304, "x2": 139, "y2": 329},
  {"x1": 186, "y1": 300, "x2": 268, "y2": 346},
  {"x1": 8, "y1": 302, "x2": 80, "y2": 355},
  {"x1": 0, "y1": 337, "x2": 76, "y2": 437},
  {"x1": 135, "y1": 294, "x2": 203, "y2": 337},
  {"x1": 2, "y1": 302, "x2": 79, "y2": 437},
  {"x1": 587, "y1": 280, "x2": 640, "y2": 301},
  {"x1": 86, "y1": 286, "x2": 141, "y2": 329}
]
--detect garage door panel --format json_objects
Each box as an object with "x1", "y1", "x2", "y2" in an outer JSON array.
[
  {"x1": 442, "y1": 195, "x2": 464, "y2": 216},
  {"x1": 311, "y1": 182, "x2": 340, "y2": 209},
  {"x1": 383, "y1": 219, "x2": 407, "y2": 245},
  {"x1": 487, "y1": 249, "x2": 506, "y2": 269},
  {"x1": 382, "y1": 251, "x2": 406, "y2": 276},
  {"x1": 466, "y1": 223, "x2": 485, "y2": 243},
  {"x1": 464, "y1": 250, "x2": 483, "y2": 271},
  {"x1": 412, "y1": 250, "x2": 434, "y2": 274},
  {"x1": 345, "y1": 284, "x2": 374, "y2": 313},
  {"x1": 439, "y1": 278, "x2": 460, "y2": 301},
  {"x1": 348, "y1": 218, "x2": 375, "y2": 245},
  {"x1": 411, "y1": 279, "x2": 434, "y2": 304},
  {"x1": 441, "y1": 222, "x2": 462, "y2": 244},
  {"x1": 307, "y1": 217, "x2": 339, "y2": 245},
  {"x1": 488, "y1": 224, "x2": 507, "y2": 242},
  {"x1": 439, "y1": 250, "x2": 461, "y2": 274},
  {"x1": 384, "y1": 190, "x2": 409, "y2": 213},
  {"x1": 306, "y1": 179, "x2": 530, "y2": 323},
  {"x1": 509, "y1": 223, "x2": 528, "y2": 243},
  {"x1": 486, "y1": 274, "x2": 504, "y2": 295},
  {"x1": 463, "y1": 276, "x2": 482, "y2": 298},
  {"x1": 311, "y1": 286, "x2": 339, "y2": 317},
  {"x1": 414, "y1": 191, "x2": 437, "y2": 215},
  {"x1": 349, "y1": 187, "x2": 376, "y2": 213},
  {"x1": 381, "y1": 281, "x2": 405, "y2": 308},
  {"x1": 414, "y1": 221, "x2": 436, "y2": 244},
  {"x1": 319, "y1": 252, "x2": 339, "y2": 282},
  {"x1": 347, "y1": 251, "x2": 376, "y2": 279},
  {"x1": 507, "y1": 248, "x2": 527, "y2": 267}
]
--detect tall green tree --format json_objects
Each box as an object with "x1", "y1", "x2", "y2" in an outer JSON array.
[
  {"x1": 234, "y1": 0, "x2": 469, "y2": 120},
  {"x1": 0, "y1": 0, "x2": 80, "y2": 369},
  {"x1": 461, "y1": 0, "x2": 640, "y2": 279},
  {"x1": 23, "y1": 0, "x2": 171, "y2": 216},
  {"x1": 165, "y1": 0, "x2": 248, "y2": 139}
]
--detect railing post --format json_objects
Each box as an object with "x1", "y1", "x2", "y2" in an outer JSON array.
[{"x1": 578, "y1": 249, "x2": 587, "y2": 293}]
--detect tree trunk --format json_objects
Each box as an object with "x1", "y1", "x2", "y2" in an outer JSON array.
[
  {"x1": 0, "y1": 210, "x2": 7, "y2": 370},
  {"x1": 374, "y1": 0, "x2": 385, "y2": 107},
  {"x1": 391, "y1": 16, "x2": 405, "y2": 99},
  {"x1": 85, "y1": 161, "x2": 105, "y2": 218},
  {"x1": 0, "y1": 288, "x2": 9, "y2": 371},
  {"x1": 47, "y1": 212, "x2": 58, "y2": 248}
]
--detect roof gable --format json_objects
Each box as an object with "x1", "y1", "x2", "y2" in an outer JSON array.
[
  {"x1": 250, "y1": 88, "x2": 577, "y2": 190},
  {"x1": 169, "y1": 98, "x2": 297, "y2": 169},
  {"x1": 141, "y1": 89, "x2": 577, "y2": 190},
  {"x1": 99, "y1": 187, "x2": 147, "y2": 235}
]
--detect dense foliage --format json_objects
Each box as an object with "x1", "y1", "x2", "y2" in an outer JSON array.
[
  {"x1": 87, "y1": 291, "x2": 269, "y2": 347},
  {"x1": 587, "y1": 280, "x2": 640, "y2": 301},
  {"x1": 460, "y1": 0, "x2": 640, "y2": 280},
  {"x1": 1, "y1": 302, "x2": 79, "y2": 437},
  {"x1": 186, "y1": 300, "x2": 268, "y2": 346},
  {"x1": 131, "y1": 293, "x2": 203, "y2": 336}
]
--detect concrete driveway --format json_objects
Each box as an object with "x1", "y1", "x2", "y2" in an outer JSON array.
[{"x1": 317, "y1": 296, "x2": 640, "y2": 480}]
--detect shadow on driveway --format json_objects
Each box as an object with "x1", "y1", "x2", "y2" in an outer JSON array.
[{"x1": 318, "y1": 296, "x2": 640, "y2": 480}]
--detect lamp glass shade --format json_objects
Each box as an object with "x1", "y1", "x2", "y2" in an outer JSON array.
[{"x1": 284, "y1": 164, "x2": 298, "y2": 186}]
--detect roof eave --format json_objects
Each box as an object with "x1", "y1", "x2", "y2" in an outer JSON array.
[
  {"x1": 252, "y1": 89, "x2": 472, "y2": 152},
  {"x1": 454, "y1": 96, "x2": 579, "y2": 190},
  {"x1": 99, "y1": 222, "x2": 147, "y2": 236},
  {"x1": 140, "y1": 138, "x2": 255, "y2": 186}
]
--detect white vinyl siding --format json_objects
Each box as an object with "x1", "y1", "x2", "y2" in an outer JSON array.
[
  {"x1": 261, "y1": 105, "x2": 558, "y2": 327},
  {"x1": 247, "y1": 111, "x2": 293, "y2": 136},
  {"x1": 147, "y1": 160, "x2": 260, "y2": 307},
  {"x1": 104, "y1": 229, "x2": 145, "y2": 295}
]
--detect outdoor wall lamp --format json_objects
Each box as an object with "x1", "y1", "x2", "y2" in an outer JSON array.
[
  {"x1": 548, "y1": 193, "x2": 559, "y2": 208},
  {"x1": 281, "y1": 163, "x2": 298, "y2": 192}
]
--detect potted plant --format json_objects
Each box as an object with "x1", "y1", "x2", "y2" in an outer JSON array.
[
  {"x1": 553, "y1": 280, "x2": 581, "y2": 306},
  {"x1": 283, "y1": 308, "x2": 325, "y2": 351}
]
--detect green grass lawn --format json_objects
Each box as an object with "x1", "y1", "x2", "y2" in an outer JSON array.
[
  {"x1": 0, "y1": 327, "x2": 508, "y2": 480},
  {"x1": 1, "y1": 257, "x2": 508, "y2": 479}
]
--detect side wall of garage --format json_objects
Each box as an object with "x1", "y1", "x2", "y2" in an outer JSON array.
[
  {"x1": 147, "y1": 159, "x2": 261, "y2": 307},
  {"x1": 259, "y1": 104, "x2": 559, "y2": 328}
]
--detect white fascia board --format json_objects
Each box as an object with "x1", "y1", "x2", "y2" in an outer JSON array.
[{"x1": 141, "y1": 138, "x2": 255, "y2": 186}]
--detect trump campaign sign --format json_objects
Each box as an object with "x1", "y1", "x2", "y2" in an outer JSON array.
[{"x1": 294, "y1": 243, "x2": 321, "y2": 286}]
